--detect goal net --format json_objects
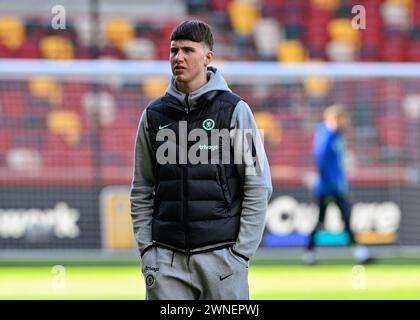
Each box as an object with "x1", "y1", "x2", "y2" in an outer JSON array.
[{"x1": 0, "y1": 60, "x2": 419, "y2": 252}]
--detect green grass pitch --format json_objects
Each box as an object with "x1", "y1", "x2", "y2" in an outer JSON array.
[{"x1": 1, "y1": 261, "x2": 420, "y2": 299}]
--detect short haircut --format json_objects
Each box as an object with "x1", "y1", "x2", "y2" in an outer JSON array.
[
  {"x1": 170, "y1": 20, "x2": 214, "y2": 50},
  {"x1": 323, "y1": 104, "x2": 346, "y2": 120}
]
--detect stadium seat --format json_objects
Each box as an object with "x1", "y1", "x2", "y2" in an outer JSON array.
[
  {"x1": 381, "y1": 1, "x2": 411, "y2": 31},
  {"x1": 362, "y1": 25, "x2": 384, "y2": 47},
  {"x1": 1, "y1": 2, "x2": 420, "y2": 64},
  {"x1": 209, "y1": 8, "x2": 231, "y2": 31},
  {"x1": 277, "y1": 40, "x2": 307, "y2": 63},
  {"x1": 360, "y1": 44, "x2": 380, "y2": 61},
  {"x1": 0, "y1": 16, "x2": 25, "y2": 51},
  {"x1": 101, "y1": 126, "x2": 135, "y2": 154},
  {"x1": 303, "y1": 76, "x2": 330, "y2": 97},
  {"x1": 326, "y1": 40, "x2": 358, "y2": 61},
  {"x1": 100, "y1": 107, "x2": 137, "y2": 168},
  {"x1": 61, "y1": 82, "x2": 89, "y2": 114},
  {"x1": 69, "y1": 147, "x2": 94, "y2": 167},
  {"x1": 124, "y1": 38, "x2": 156, "y2": 60},
  {"x1": 6, "y1": 147, "x2": 42, "y2": 171},
  {"x1": 29, "y1": 77, "x2": 62, "y2": 106},
  {"x1": 0, "y1": 88, "x2": 26, "y2": 118},
  {"x1": 75, "y1": 45, "x2": 94, "y2": 59},
  {"x1": 407, "y1": 40, "x2": 420, "y2": 61},
  {"x1": 47, "y1": 109, "x2": 82, "y2": 145},
  {"x1": 187, "y1": 0, "x2": 210, "y2": 14},
  {"x1": 155, "y1": 37, "x2": 170, "y2": 60},
  {"x1": 0, "y1": 129, "x2": 11, "y2": 153},
  {"x1": 143, "y1": 78, "x2": 168, "y2": 100},
  {"x1": 12, "y1": 127, "x2": 45, "y2": 150},
  {"x1": 306, "y1": 43, "x2": 327, "y2": 60},
  {"x1": 104, "y1": 18, "x2": 135, "y2": 50},
  {"x1": 381, "y1": 38, "x2": 407, "y2": 61},
  {"x1": 114, "y1": 89, "x2": 141, "y2": 111},
  {"x1": 211, "y1": 0, "x2": 230, "y2": 11},
  {"x1": 284, "y1": 24, "x2": 304, "y2": 40},
  {"x1": 253, "y1": 18, "x2": 283, "y2": 60},
  {"x1": 16, "y1": 39, "x2": 41, "y2": 58},
  {"x1": 414, "y1": 4, "x2": 420, "y2": 24},
  {"x1": 82, "y1": 91, "x2": 116, "y2": 126},
  {"x1": 39, "y1": 35, "x2": 74, "y2": 60},
  {"x1": 412, "y1": 24, "x2": 420, "y2": 39},
  {"x1": 254, "y1": 111, "x2": 282, "y2": 147},
  {"x1": 327, "y1": 18, "x2": 361, "y2": 46},
  {"x1": 310, "y1": 0, "x2": 339, "y2": 11},
  {"x1": 387, "y1": 0, "x2": 414, "y2": 9},
  {"x1": 402, "y1": 94, "x2": 420, "y2": 119},
  {"x1": 24, "y1": 18, "x2": 44, "y2": 39},
  {"x1": 228, "y1": 1, "x2": 260, "y2": 36},
  {"x1": 74, "y1": 18, "x2": 96, "y2": 47},
  {"x1": 278, "y1": 129, "x2": 311, "y2": 166},
  {"x1": 100, "y1": 45, "x2": 125, "y2": 60},
  {"x1": 377, "y1": 113, "x2": 406, "y2": 158},
  {"x1": 0, "y1": 42, "x2": 12, "y2": 57},
  {"x1": 42, "y1": 133, "x2": 73, "y2": 167},
  {"x1": 261, "y1": 2, "x2": 284, "y2": 23}
]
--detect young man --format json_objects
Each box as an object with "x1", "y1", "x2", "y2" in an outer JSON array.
[
  {"x1": 303, "y1": 105, "x2": 371, "y2": 265},
  {"x1": 130, "y1": 20, "x2": 272, "y2": 299}
]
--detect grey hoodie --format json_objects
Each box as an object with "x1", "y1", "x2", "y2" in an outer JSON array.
[{"x1": 130, "y1": 67, "x2": 272, "y2": 260}]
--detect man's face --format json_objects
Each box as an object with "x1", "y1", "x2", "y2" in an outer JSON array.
[
  {"x1": 170, "y1": 39, "x2": 212, "y2": 84},
  {"x1": 336, "y1": 114, "x2": 349, "y2": 132}
]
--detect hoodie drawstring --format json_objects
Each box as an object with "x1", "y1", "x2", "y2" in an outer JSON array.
[{"x1": 171, "y1": 250, "x2": 175, "y2": 267}]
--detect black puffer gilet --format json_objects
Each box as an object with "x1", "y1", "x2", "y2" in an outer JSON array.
[{"x1": 146, "y1": 90, "x2": 243, "y2": 250}]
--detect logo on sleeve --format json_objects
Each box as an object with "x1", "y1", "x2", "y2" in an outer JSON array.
[{"x1": 146, "y1": 274, "x2": 155, "y2": 287}]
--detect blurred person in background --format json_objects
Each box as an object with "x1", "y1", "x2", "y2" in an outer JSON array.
[
  {"x1": 302, "y1": 105, "x2": 371, "y2": 265},
  {"x1": 130, "y1": 20, "x2": 272, "y2": 299}
]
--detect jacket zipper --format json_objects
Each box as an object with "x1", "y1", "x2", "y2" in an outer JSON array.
[{"x1": 183, "y1": 93, "x2": 190, "y2": 254}]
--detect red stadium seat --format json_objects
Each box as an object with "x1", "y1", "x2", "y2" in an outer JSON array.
[
  {"x1": 0, "y1": 88, "x2": 26, "y2": 117},
  {"x1": 360, "y1": 44, "x2": 380, "y2": 62},
  {"x1": 381, "y1": 38, "x2": 407, "y2": 61},
  {"x1": 211, "y1": 0, "x2": 230, "y2": 11},
  {"x1": 0, "y1": 42, "x2": 12, "y2": 57},
  {"x1": 15, "y1": 39, "x2": 41, "y2": 58},
  {"x1": 76, "y1": 45, "x2": 94, "y2": 59},
  {"x1": 0, "y1": 129, "x2": 12, "y2": 152},
  {"x1": 407, "y1": 40, "x2": 420, "y2": 62},
  {"x1": 100, "y1": 45, "x2": 125, "y2": 60},
  {"x1": 377, "y1": 113, "x2": 406, "y2": 147}
]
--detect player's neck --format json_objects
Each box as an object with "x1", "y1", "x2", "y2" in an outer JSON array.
[
  {"x1": 325, "y1": 121, "x2": 338, "y2": 132},
  {"x1": 176, "y1": 72, "x2": 208, "y2": 93}
]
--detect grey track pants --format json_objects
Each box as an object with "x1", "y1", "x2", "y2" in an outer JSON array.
[{"x1": 141, "y1": 246, "x2": 249, "y2": 300}]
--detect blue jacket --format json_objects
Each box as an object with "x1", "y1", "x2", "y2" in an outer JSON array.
[{"x1": 313, "y1": 123, "x2": 349, "y2": 196}]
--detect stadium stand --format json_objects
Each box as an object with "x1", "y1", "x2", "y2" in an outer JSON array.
[
  {"x1": 0, "y1": 0, "x2": 419, "y2": 62},
  {"x1": 0, "y1": 0, "x2": 419, "y2": 183}
]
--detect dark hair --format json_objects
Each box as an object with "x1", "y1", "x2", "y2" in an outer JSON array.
[{"x1": 170, "y1": 20, "x2": 214, "y2": 50}]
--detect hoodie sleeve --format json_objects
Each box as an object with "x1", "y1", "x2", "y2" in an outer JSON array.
[
  {"x1": 230, "y1": 100, "x2": 273, "y2": 260},
  {"x1": 130, "y1": 108, "x2": 155, "y2": 256}
]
